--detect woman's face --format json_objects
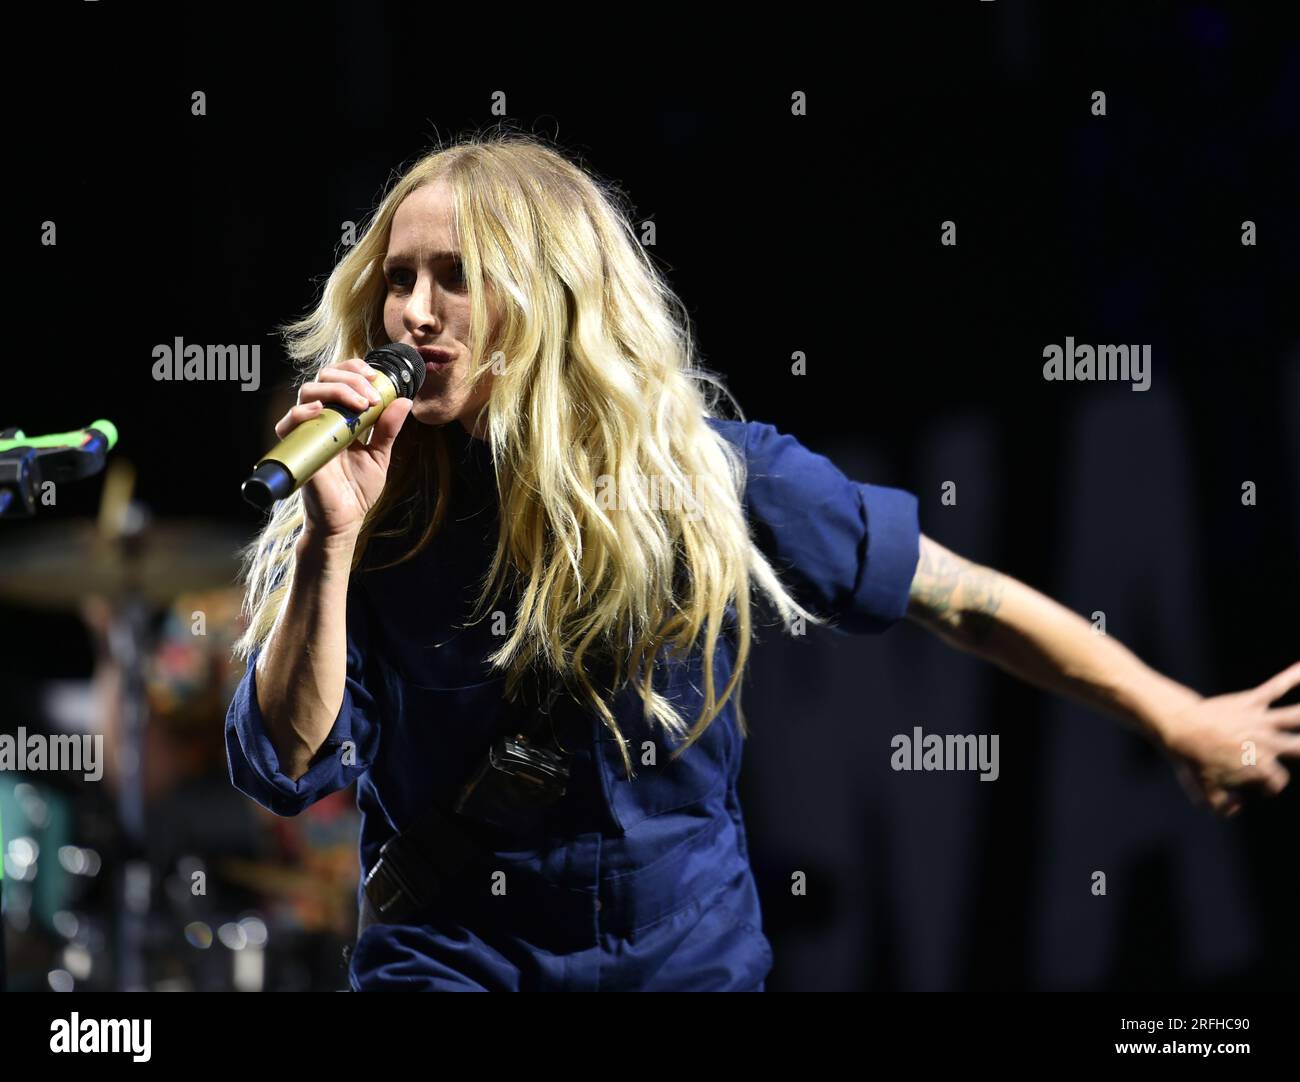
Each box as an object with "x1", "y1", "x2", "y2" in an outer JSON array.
[{"x1": 383, "y1": 182, "x2": 497, "y2": 436}]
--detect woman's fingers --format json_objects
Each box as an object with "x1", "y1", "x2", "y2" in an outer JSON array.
[
  {"x1": 333, "y1": 356, "x2": 386, "y2": 400},
  {"x1": 1205, "y1": 785, "x2": 1233, "y2": 815},
  {"x1": 273, "y1": 400, "x2": 324, "y2": 439},
  {"x1": 1173, "y1": 760, "x2": 1207, "y2": 807},
  {"x1": 275, "y1": 363, "x2": 407, "y2": 446},
  {"x1": 296, "y1": 380, "x2": 366, "y2": 413},
  {"x1": 296, "y1": 360, "x2": 387, "y2": 411},
  {"x1": 1236, "y1": 756, "x2": 1291, "y2": 797},
  {"x1": 1261, "y1": 763, "x2": 1290, "y2": 796},
  {"x1": 297, "y1": 380, "x2": 365, "y2": 408},
  {"x1": 1251, "y1": 659, "x2": 1300, "y2": 706},
  {"x1": 366, "y1": 396, "x2": 412, "y2": 460},
  {"x1": 302, "y1": 374, "x2": 379, "y2": 412},
  {"x1": 1268, "y1": 702, "x2": 1300, "y2": 730},
  {"x1": 336, "y1": 357, "x2": 379, "y2": 378}
]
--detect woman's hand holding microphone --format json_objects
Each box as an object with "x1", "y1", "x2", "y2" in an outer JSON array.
[{"x1": 271, "y1": 357, "x2": 415, "y2": 550}]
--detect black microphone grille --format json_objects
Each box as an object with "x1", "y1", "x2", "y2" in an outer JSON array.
[{"x1": 365, "y1": 342, "x2": 426, "y2": 399}]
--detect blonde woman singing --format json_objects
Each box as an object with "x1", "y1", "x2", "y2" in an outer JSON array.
[{"x1": 226, "y1": 135, "x2": 1300, "y2": 992}]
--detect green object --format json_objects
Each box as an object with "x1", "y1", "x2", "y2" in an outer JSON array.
[{"x1": 0, "y1": 418, "x2": 118, "y2": 454}]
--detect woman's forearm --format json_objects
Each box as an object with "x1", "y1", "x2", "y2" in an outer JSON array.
[
  {"x1": 254, "y1": 526, "x2": 359, "y2": 781},
  {"x1": 906, "y1": 535, "x2": 1201, "y2": 746}
]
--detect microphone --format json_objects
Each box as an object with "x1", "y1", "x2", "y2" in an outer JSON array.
[
  {"x1": 241, "y1": 343, "x2": 425, "y2": 510},
  {"x1": 0, "y1": 419, "x2": 119, "y2": 519}
]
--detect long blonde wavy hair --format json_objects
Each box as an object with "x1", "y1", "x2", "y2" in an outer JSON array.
[{"x1": 234, "y1": 132, "x2": 823, "y2": 777}]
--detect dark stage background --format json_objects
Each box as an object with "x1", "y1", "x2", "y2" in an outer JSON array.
[{"x1": 2, "y1": 2, "x2": 1296, "y2": 991}]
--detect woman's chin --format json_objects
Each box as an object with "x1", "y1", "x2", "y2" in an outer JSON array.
[{"x1": 408, "y1": 398, "x2": 456, "y2": 427}]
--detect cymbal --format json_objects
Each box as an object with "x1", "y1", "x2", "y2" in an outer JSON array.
[
  {"x1": 0, "y1": 519, "x2": 248, "y2": 610},
  {"x1": 216, "y1": 859, "x2": 352, "y2": 901}
]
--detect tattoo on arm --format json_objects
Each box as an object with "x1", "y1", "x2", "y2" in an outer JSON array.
[
  {"x1": 909, "y1": 541, "x2": 962, "y2": 624},
  {"x1": 958, "y1": 565, "x2": 1005, "y2": 644},
  {"x1": 908, "y1": 538, "x2": 1006, "y2": 645}
]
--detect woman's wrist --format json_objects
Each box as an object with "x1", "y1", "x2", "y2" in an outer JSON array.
[
  {"x1": 296, "y1": 522, "x2": 360, "y2": 562},
  {"x1": 1126, "y1": 671, "x2": 1204, "y2": 752}
]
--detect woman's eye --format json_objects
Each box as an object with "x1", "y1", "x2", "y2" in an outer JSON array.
[{"x1": 385, "y1": 264, "x2": 465, "y2": 290}]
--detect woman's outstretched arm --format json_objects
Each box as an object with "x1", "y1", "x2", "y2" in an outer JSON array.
[{"x1": 904, "y1": 533, "x2": 1300, "y2": 817}]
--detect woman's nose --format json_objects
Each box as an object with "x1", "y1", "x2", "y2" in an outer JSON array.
[{"x1": 403, "y1": 283, "x2": 441, "y2": 333}]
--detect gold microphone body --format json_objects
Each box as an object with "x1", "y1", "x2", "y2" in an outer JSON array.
[{"x1": 241, "y1": 343, "x2": 425, "y2": 510}]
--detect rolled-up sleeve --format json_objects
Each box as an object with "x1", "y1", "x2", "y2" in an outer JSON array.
[
  {"x1": 711, "y1": 418, "x2": 921, "y2": 635},
  {"x1": 224, "y1": 581, "x2": 382, "y2": 816}
]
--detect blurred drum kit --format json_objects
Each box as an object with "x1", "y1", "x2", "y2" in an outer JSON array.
[{"x1": 0, "y1": 422, "x2": 358, "y2": 991}]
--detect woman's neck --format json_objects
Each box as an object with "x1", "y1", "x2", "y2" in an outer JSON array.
[{"x1": 459, "y1": 410, "x2": 489, "y2": 442}]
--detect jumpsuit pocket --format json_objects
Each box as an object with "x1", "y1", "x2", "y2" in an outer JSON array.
[
  {"x1": 594, "y1": 663, "x2": 738, "y2": 833},
  {"x1": 594, "y1": 634, "x2": 742, "y2": 832},
  {"x1": 349, "y1": 919, "x2": 507, "y2": 991},
  {"x1": 710, "y1": 892, "x2": 774, "y2": 971},
  {"x1": 703, "y1": 861, "x2": 773, "y2": 969},
  {"x1": 638, "y1": 880, "x2": 774, "y2": 992}
]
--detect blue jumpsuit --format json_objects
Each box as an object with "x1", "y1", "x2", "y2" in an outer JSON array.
[{"x1": 225, "y1": 418, "x2": 921, "y2": 991}]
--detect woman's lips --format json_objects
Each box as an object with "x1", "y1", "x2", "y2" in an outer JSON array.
[
  {"x1": 422, "y1": 357, "x2": 453, "y2": 381},
  {"x1": 417, "y1": 347, "x2": 454, "y2": 369}
]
